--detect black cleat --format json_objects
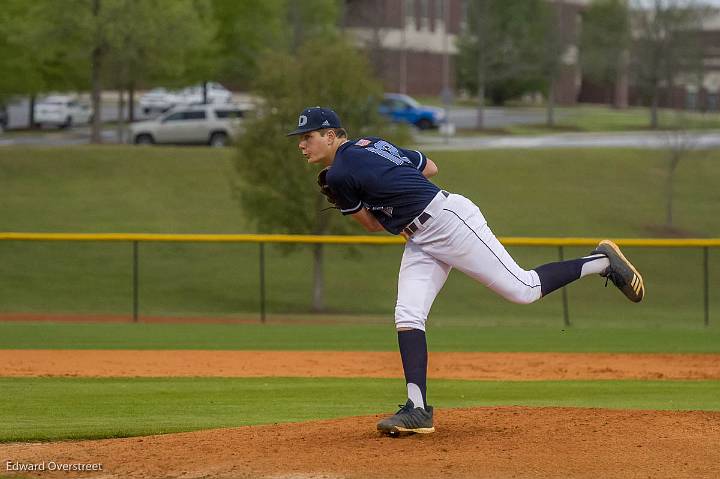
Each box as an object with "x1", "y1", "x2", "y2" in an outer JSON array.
[
  {"x1": 377, "y1": 399, "x2": 434, "y2": 436},
  {"x1": 593, "y1": 240, "x2": 645, "y2": 303}
]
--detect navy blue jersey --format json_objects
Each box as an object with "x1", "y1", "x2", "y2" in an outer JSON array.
[{"x1": 326, "y1": 137, "x2": 440, "y2": 235}]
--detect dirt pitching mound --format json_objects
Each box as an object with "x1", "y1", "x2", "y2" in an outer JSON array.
[{"x1": 2, "y1": 407, "x2": 719, "y2": 479}]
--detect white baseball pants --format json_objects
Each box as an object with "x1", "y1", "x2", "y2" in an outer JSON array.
[{"x1": 395, "y1": 191, "x2": 542, "y2": 331}]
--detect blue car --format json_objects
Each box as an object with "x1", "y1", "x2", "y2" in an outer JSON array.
[{"x1": 378, "y1": 93, "x2": 445, "y2": 130}]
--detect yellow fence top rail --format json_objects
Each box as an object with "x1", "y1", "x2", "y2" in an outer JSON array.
[{"x1": 2, "y1": 232, "x2": 720, "y2": 247}]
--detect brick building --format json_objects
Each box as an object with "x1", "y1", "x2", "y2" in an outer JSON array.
[
  {"x1": 343, "y1": 0, "x2": 463, "y2": 96},
  {"x1": 344, "y1": 0, "x2": 720, "y2": 110},
  {"x1": 344, "y1": 0, "x2": 588, "y2": 105},
  {"x1": 578, "y1": 7, "x2": 720, "y2": 111}
]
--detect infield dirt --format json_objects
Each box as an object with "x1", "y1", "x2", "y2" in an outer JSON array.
[
  {"x1": 2, "y1": 350, "x2": 720, "y2": 380},
  {"x1": 2, "y1": 350, "x2": 719, "y2": 478}
]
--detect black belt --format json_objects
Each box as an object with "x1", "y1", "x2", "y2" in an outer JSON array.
[{"x1": 401, "y1": 190, "x2": 449, "y2": 237}]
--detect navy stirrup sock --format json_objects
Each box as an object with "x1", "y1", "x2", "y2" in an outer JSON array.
[
  {"x1": 535, "y1": 255, "x2": 607, "y2": 297},
  {"x1": 397, "y1": 329, "x2": 428, "y2": 409}
]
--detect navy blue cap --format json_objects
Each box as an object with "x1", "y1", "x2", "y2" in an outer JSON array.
[{"x1": 286, "y1": 107, "x2": 342, "y2": 136}]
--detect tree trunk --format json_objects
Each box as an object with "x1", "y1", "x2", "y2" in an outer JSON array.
[
  {"x1": 202, "y1": 81, "x2": 208, "y2": 104},
  {"x1": 128, "y1": 82, "x2": 135, "y2": 122},
  {"x1": 475, "y1": 1, "x2": 486, "y2": 130},
  {"x1": 399, "y1": 0, "x2": 407, "y2": 94},
  {"x1": 614, "y1": 49, "x2": 629, "y2": 109},
  {"x1": 650, "y1": 82, "x2": 659, "y2": 129},
  {"x1": 29, "y1": 94, "x2": 36, "y2": 129},
  {"x1": 90, "y1": 0, "x2": 103, "y2": 144},
  {"x1": 116, "y1": 88, "x2": 125, "y2": 144},
  {"x1": 90, "y1": 49, "x2": 103, "y2": 143},
  {"x1": 290, "y1": 2, "x2": 303, "y2": 53},
  {"x1": 666, "y1": 78, "x2": 676, "y2": 112},
  {"x1": 546, "y1": 77, "x2": 556, "y2": 127},
  {"x1": 476, "y1": 76, "x2": 485, "y2": 130}
]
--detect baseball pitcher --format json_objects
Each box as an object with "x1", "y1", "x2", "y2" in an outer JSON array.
[{"x1": 288, "y1": 107, "x2": 644, "y2": 436}]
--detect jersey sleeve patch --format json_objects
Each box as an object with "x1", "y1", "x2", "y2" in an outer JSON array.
[{"x1": 355, "y1": 139, "x2": 372, "y2": 147}]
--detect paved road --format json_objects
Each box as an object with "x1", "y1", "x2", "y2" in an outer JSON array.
[
  {"x1": 0, "y1": 127, "x2": 119, "y2": 147},
  {"x1": 5, "y1": 128, "x2": 719, "y2": 150},
  {"x1": 3, "y1": 97, "x2": 719, "y2": 149},
  {"x1": 5, "y1": 99, "x2": 545, "y2": 131}
]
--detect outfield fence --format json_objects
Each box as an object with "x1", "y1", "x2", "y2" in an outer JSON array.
[{"x1": 1, "y1": 233, "x2": 718, "y2": 326}]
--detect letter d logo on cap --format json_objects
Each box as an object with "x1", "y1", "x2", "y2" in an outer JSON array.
[{"x1": 298, "y1": 115, "x2": 307, "y2": 127}]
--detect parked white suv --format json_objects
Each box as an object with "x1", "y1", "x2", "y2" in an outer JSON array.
[
  {"x1": 34, "y1": 95, "x2": 93, "y2": 128},
  {"x1": 129, "y1": 104, "x2": 246, "y2": 146}
]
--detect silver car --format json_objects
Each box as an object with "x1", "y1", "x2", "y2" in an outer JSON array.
[{"x1": 129, "y1": 104, "x2": 246, "y2": 147}]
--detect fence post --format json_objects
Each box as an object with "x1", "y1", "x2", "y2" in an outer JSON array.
[
  {"x1": 259, "y1": 242, "x2": 266, "y2": 323},
  {"x1": 704, "y1": 247, "x2": 709, "y2": 327},
  {"x1": 558, "y1": 246, "x2": 570, "y2": 327},
  {"x1": 132, "y1": 240, "x2": 139, "y2": 323}
]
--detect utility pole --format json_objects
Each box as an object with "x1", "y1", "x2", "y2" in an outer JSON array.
[
  {"x1": 476, "y1": 0, "x2": 486, "y2": 130},
  {"x1": 400, "y1": 0, "x2": 407, "y2": 94},
  {"x1": 90, "y1": 0, "x2": 103, "y2": 144},
  {"x1": 441, "y1": 0, "x2": 453, "y2": 143}
]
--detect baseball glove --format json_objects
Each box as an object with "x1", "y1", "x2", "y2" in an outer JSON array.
[{"x1": 317, "y1": 167, "x2": 338, "y2": 206}]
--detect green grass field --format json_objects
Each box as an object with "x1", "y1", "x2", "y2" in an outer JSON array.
[
  {"x1": 510, "y1": 106, "x2": 720, "y2": 133},
  {"x1": 1, "y1": 321, "x2": 719, "y2": 353},
  {"x1": 1, "y1": 145, "x2": 719, "y2": 443},
  {"x1": 2, "y1": 377, "x2": 719, "y2": 441},
  {"x1": 411, "y1": 101, "x2": 720, "y2": 133},
  {"x1": 1, "y1": 146, "x2": 719, "y2": 324}
]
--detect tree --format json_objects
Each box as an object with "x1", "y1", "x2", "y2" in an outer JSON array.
[
  {"x1": 455, "y1": 0, "x2": 551, "y2": 129},
  {"x1": 233, "y1": 36, "x2": 399, "y2": 313},
  {"x1": 103, "y1": 0, "x2": 217, "y2": 128},
  {"x1": 211, "y1": 0, "x2": 342, "y2": 90},
  {"x1": 630, "y1": 0, "x2": 706, "y2": 128},
  {"x1": 580, "y1": 0, "x2": 631, "y2": 108},
  {"x1": 211, "y1": 0, "x2": 285, "y2": 89},
  {"x1": 0, "y1": 1, "x2": 42, "y2": 104},
  {"x1": 18, "y1": 0, "x2": 114, "y2": 141},
  {"x1": 660, "y1": 120, "x2": 701, "y2": 230},
  {"x1": 4, "y1": 0, "x2": 216, "y2": 139},
  {"x1": 0, "y1": 0, "x2": 89, "y2": 126},
  {"x1": 540, "y1": 1, "x2": 565, "y2": 127}
]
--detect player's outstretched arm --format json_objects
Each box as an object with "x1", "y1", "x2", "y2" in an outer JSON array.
[
  {"x1": 422, "y1": 158, "x2": 438, "y2": 178},
  {"x1": 351, "y1": 208, "x2": 385, "y2": 232}
]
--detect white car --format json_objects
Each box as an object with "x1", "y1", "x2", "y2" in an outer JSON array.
[
  {"x1": 33, "y1": 95, "x2": 93, "y2": 128},
  {"x1": 138, "y1": 88, "x2": 182, "y2": 115},
  {"x1": 139, "y1": 83, "x2": 233, "y2": 115},
  {"x1": 178, "y1": 82, "x2": 233, "y2": 105},
  {"x1": 129, "y1": 104, "x2": 246, "y2": 147}
]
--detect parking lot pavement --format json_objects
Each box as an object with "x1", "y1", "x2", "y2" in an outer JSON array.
[
  {"x1": 0, "y1": 127, "x2": 119, "y2": 146},
  {"x1": 3, "y1": 97, "x2": 719, "y2": 150}
]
